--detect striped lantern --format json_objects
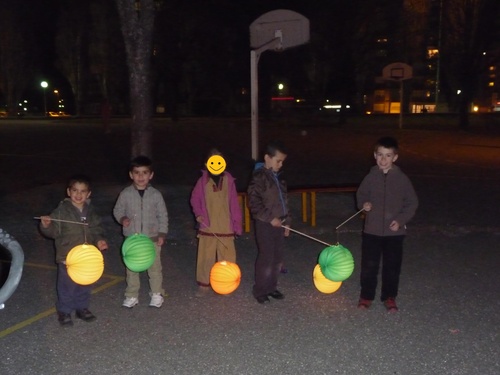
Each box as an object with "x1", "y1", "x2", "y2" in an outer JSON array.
[
  {"x1": 312, "y1": 264, "x2": 342, "y2": 294},
  {"x1": 318, "y1": 244, "x2": 354, "y2": 282},
  {"x1": 66, "y1": 244, "x2": 104, "y2": 285},
  {"x1": 121, "y1": 234, "x2": 156, "y2": 272},
  {"x1": 210, "y1": 261, "x2": 241, "y2": 295}
]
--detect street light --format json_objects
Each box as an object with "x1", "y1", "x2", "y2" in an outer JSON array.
[
  {"x1": 54, "y1": 90, "x2": 60, "y2": 112},
  {"x1": 41, "y1": 81, "x2": 48, "y2": 116}
]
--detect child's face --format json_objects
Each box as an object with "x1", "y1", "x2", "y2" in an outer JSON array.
[
  {"x1": 264, "y1": 151, "x2": 287, "y2": 173},
  {"x1": 374, "y1": 146, "x2": 398, "y2": 173},
  {"x1": 129, "y1": 166, "x2": 154, "y2": 189},
  {"x1": 66, "y1": 182, "x2": 91, "y2": 209}
]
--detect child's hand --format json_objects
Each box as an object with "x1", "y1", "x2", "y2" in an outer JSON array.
[
  {"x1": 121, "y1": 217, "x2": 131, "y2": 227},
  {"x1": 283, "y1": 225, "x2": 290, "y2": 237},
  {"x1": 389, "y1": 220, "x2": 400, "y2": 231},
  {"x1": 157, "y1": 237, "x2": 165, "y2": 246},
  {"x1": 40, "y1": 216, "x2": 51, "y2": 228},
  {"x1": 363, "y1": 202, "x2": 372, "y2": 212},
  {"x1": 97, "y1": 240, "x2": 108, "y2": 251},
  {"x1": 270, "y1": 217, "x2": 282, "y2": 227}
]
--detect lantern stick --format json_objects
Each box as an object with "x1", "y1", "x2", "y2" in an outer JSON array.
[
  {"x1": 199, "y1": 222, "x2": 228, "y2": 249},
  {"x1": 335, "y1": 208, "x2": 365, "y2": 230},
  {"x1": 281, "y1": 225, "x2": 333, "y2": 247},
  {"x1": 33, "y1": 217, "x2": 89, "y2": 226}
]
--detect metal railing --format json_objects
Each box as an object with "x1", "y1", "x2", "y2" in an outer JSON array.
[{"x1": 238, "y1": 185, "x2": 358, "y2": 232}]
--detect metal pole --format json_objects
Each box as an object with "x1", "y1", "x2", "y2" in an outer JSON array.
[
  {"x1": 250, "y1": 38, "x2": 282, "y2": 161},
  {"x1": 250, "y1": 50, "x2": 259, "y2": 161},
  {"x1": 43, "y1": 89, "x2": 47, "y2": 117},
  {"x1": 399, "y1": 80, "x2": 403, "y2": 129},
  {"x1": 435, "y1": 0, "x2": 443, "y2": 110}
]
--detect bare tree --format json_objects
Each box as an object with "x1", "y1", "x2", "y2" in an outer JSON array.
[
  {"x1": 115, "y1": 0, "x2": 156, "y2": 158},
  {"x1": 0, "y1": 4, "x2": 35, "y2": 115},
  {"x1": 441, "y1": 0, "x2": 500, "y2": 129},
  {"x1": 55, "y1": 0, "x2": 89, "y2": 116}
]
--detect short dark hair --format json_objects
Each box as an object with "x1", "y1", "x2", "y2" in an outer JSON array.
[
  {"x1": 265, "y1": 140, "x2": 287, "y2": 157},
  {"x1": 206, "y1": 148, "x2": 222, "y2": 159},
  {"x1": 67, "y1": 174, "x2": 91, "y2": 189},
  {"x1": 374, "y1": 137, "x2": 399, "y2": 153},
  {"x1": 130, "y1": 155, "x2": 153, "y2": 172}
]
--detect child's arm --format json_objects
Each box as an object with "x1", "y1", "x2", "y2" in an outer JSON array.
[{"x1": 113, "y1": 191, "x2": 131, "y2": 227}]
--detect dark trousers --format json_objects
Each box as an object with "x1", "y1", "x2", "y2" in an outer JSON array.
[
  {"x1": 360, "y1": 233, "x2": 404, "y2": 302},
  {"x1": 56, "y1": 263, "x2": 92, "y2": 314},
  {"x1": 253, "y1": 220, "x2": 285, "y2": 298}
]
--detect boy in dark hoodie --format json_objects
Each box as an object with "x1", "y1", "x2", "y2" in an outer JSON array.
[
  {"x1": 247, "y1": 141, "x2": 291, "y2": 304},
  {"x1": 356, "y1": 137, "x2": 418, "y2": 312}
]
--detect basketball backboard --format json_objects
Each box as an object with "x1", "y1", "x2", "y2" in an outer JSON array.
[
  {"x1": 382, "y1": 62, "x2": 413, "y2": 81},
  {"x1": 250, "y1": 9, "x2": 309, "y2": 51}
]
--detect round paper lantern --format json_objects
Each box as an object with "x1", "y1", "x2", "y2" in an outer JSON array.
[
  {"x1": 66, "y1": 244, "x2": 104, "y2": 285},
  {"x1": 318, "y1": 244, "x2": 354, "y2": 282},
  {"x1": 313, "y1": 264, "x2": 342, "y2": 294},
  {"x1": 122, "y1": 234, "x2": 156, "y2": 272},
  {"x1": 210, "y1": 261, "x2": 241, "y2": 295}
]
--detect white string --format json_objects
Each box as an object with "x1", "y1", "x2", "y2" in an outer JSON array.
[
  {"x1": 200, "y1": 221, "x2": 229, "y2": 249},
  {"x1": 281, "y1": 225, "x2": 333, "y2": 247},
  {"x1": 335, "y1": 208, "x2": 365, "y2": 230},
  {"x1": 33, "y1": 217, "x2": 88, "y2": 226}
]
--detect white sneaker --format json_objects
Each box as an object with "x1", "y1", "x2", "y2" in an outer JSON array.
[
  {"x1": 122, "y1": 296, "x2": 139, "y2": 308},
  {"x1": 149, "y1": 293, "x2": 164, "y2": 308}
]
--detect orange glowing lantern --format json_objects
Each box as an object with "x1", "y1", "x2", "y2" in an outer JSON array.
[{"x1": 210, "y1": 261, "x2": 241, "y2": 295}]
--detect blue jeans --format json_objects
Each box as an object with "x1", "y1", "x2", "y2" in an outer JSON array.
[
  {"x1": 360, "y1": 233, "x2": 404, "y2": 302},
  {"x1": 56, "y1": 263, "x2": 92, "y2": 314}
]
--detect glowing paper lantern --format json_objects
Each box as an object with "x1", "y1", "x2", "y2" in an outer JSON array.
[
  {"x1": 66, "y1": 244, "x2": 104, "y2": 285},
  {"x1": 210, "y1": 261, "x2": 241, "y2": 295},
  {"x1": 122, "y1": 234, "x2": 156, "y2": 272},
  {"x1": 318, "y1": 244, "x2": 354, "y2": 282},
  {"x1": 313, "y1": 264, "x2": 342, "y2": 294}
]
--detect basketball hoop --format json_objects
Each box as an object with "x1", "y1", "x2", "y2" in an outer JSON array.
[{"x1": 249, "y1": 9, "x2": 310, "y2": 160}]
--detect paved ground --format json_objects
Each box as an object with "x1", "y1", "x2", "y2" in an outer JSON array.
[{"x1": 0, "y1": 117, "x2": 499, "y2": 374}]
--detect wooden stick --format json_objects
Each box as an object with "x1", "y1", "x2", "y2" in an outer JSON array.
[
  {"x1": 281, "y1": 225, "x2": 332, "y2": 247},
  {"x1": 33, "y1": 217, "x2": 88, "y2": 226},
  {"x1": 335, "y1": 208, "x2": 365, "y2": 230},
  {"x1": 199, "y1": 221, "x2": 228, "y2": 249}
]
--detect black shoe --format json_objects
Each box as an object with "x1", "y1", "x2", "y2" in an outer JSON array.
[
  {"x1": 256, "y1": 295, "x2": 270, "y2": 304},
  {"x1": 76, "y1": 309, "x2": 97, "y2": 322},
  {"x1": 268, "y1": 290, "x2": 285, "y2": 300},
  {"x1": 57, "y1": 312, "x2": 73, "y2": 327}
]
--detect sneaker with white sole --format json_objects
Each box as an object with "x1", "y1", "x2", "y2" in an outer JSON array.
[
  {"x1": 122, "y1": 296, "x2": 139, "y2": 308},
  {"x1": 149, "y1": 293, "x2": 164, "y2": 308}
]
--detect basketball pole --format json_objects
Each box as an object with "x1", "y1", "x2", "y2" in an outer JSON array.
[{"x1": 250, "y1": 38, "x2": 282, "y2": 161}]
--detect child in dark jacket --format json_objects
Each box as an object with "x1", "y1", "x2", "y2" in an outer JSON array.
[
  {"x1": 356, "y1": 137, "x2": 418, "y2": 312},
  {"x1": 247, "y1": 141, "x2": 291, "y2": 304},
  {"x1": 40, "y1": 175, "x2": 108, "y2": 326}
]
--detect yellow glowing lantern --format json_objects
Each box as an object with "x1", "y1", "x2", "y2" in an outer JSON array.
[
  {"x1": 313, "y1": 264, "x2": 342, "y2": 294},
  {"x1": 66, "y1": 244, "x2": 104, "y2": 285}
]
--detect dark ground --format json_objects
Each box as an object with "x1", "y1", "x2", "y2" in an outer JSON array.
[{"x1": 0, "y1": 116, "x2": 499, "y2": 375}]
